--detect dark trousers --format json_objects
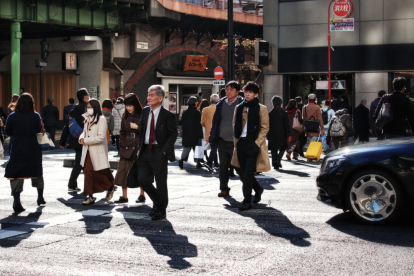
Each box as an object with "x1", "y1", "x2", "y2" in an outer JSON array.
[
  {"x1": 68, "y1": 148, "x2": 82, "y2": 189},
  {"x1": 218, "y1": 138, "x2": 240, "y2": 191},
  {"x1": 112, "y1": 135, "x2": 120, "y2": 152},
  {"x1": 376, "y1": 131, "x2": 385, "y2": 140},
  {"x1": 45, "y1": 126, "x2": 56, "y2": 144},
  {"x1": 271, "y1": 149, "x2": 286, "y2": 166},
  {"x1": 298, "y1": 132, "x2": 307, "y2": 156},
  {"x1": 207, "y1": 143, "x2": 219, "y2": 166},
  {"x1": 237, "y1": 139, "x2": 262, "y2": 202},
  {"x1": 137, "y1": 145, "x2": 169, "y2": 212}
]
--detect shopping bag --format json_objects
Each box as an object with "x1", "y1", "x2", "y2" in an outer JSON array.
[
  {"x1": 292, "y1": 112, "x2": 304, "y2": 132},
  {"x1": 194, "y1": 139, "x2": 204, "y2": 162},
  {"x1": 37, "y1": 132, "x2": 55, "y2": 151},
  {"x1": 375, "y1": 99, "x2": 393, "y2": 129},
  {"x1": 202, "y1": 139, "x2": 211, "y2": 151}
]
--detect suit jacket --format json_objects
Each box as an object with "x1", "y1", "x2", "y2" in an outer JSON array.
[
  {"x1": 63, "y1": 104, "x2": 74, "y2": 122},
  {"x1": 201, "y1": 104, "x2": 216, "y2": 141},
  {"x1": 137, "y1": 106, "x2": 178, "y2": 162},
  {"x1": 42, "y1": 104, "x2": 59, "y2": 127}
]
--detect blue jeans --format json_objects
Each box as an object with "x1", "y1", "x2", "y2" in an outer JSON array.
[
  {"x1": 321, "y1": 132, "x2": 328, "y2": 152},
  {"x1": 384, "y1": 134, "x2": 405, "y2": 139}
]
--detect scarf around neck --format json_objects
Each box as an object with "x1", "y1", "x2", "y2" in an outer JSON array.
[{"x1": 234, "y1": 97, "x2": 260, "y2": 139}]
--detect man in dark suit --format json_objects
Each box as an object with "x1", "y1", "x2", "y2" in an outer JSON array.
[
  {"x1": 353, "y1": 99, "x2": 371, "y2": 143},
  {"x1": 41, "y1": 98, "x2": 59, "y2": 143},
  {"x1": 63, "y1": 98, "x2": 75, "y2": 123},
  {"x1": 136, "y1": 85, "x2": 178, "y2": 221},
  {"x1": 60, "y1": 88, "x2": 89, "y2": 192}
]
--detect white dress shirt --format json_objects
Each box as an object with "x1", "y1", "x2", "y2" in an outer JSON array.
[
  {"x1": 240, "y1": 107, "x2": 249, "y2": 137},
  {"x1": 145, "y1": 105, "x2": 161, "y2": 144}
]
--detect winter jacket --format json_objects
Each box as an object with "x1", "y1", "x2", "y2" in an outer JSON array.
[
  {"x1": 267, "y1": 106, "x2": 291, "y2": 150},
  {"x1": 119, "y1": 113, "x2": 141, "y2": 160},
  {"x1": 200, "y1": 104, "x2": 216, "y2": 141},
  {"x1": 353, "y1": 104, "x2": 370, "y2": 142},
  {"x1": 5, "y1": 111, "x2": 43, "y2": 179},
  {"x1": 302, "y1": 103, "x2": 324, "y2": 137},
  {"x1": 180, "y1": 106, "x2": 203, "y2": 147},
  {"x1": 374, "y1": 91, "x2": 414, "y2": 136},
  {"x1": 327, "y1": 109, "x2": 354, "y2": 140},
  {"x1": 79, "y1": 115, "x2": 110, "y2": 171},
  {"x1": 209, "y1": 96, "x2": 244, "y2": 144},
  {"x1": 286, "y1": 108, "x2": 303, "y2": 143},
  {"x1": 112, "y1": 104, "x2": 125, "y2": 135},
  {"x1": 60, "y1": 101, "x2": 87, "y2": 150}
]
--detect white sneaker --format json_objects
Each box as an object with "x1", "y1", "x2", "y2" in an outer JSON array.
[{"x1": 82, "y1": 197, "x2": 95, "y2": 205}]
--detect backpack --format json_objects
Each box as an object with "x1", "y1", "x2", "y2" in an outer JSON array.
[
  {"x1": 330, "y1": 116, "x2": 346, "y2": 137},
  {"x1": 322, "y1": 109, "x2": 329, "y2": 125}
]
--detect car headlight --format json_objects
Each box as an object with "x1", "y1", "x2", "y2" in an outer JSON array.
[{"x1": 322, "y1": 156, "x2": 346, "y2": 173}]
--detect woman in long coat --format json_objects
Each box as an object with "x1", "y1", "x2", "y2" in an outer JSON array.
[
  {"x1": 286, "y1": 99, "x2": 303, "y2": 161},
  {"x1": 114, "y1": 93, "x2": 146, "y2": 204},
  {"x1": 5, "y1": 93, "x2": 46, "y2": 213},
  {"x1": 267, "y1": 96, "x2": 291, "y2": 169},
  {"x1": 79, "y1": 99, "x2": 115, "y2": 205}
]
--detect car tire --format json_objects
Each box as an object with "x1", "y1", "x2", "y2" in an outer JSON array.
[{"x1": 345, "y1": 169, "x2": 403, "y2": 225}]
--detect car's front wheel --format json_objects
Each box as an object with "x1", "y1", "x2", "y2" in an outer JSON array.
[{"x1": 346, "y1": 169, "x2": 403, "y2": 224}]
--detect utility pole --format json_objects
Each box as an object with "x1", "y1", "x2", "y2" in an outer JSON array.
[
  {"x1": 227, "y1": 0, "x2": 234, "y2": 83},
  {"x1": 10, "y1": 22, "x2": 21, "y2": 98}
]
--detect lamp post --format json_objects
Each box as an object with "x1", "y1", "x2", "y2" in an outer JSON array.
[{"x1": 228, "y1": 0, "x2": 234, "y2": 83}]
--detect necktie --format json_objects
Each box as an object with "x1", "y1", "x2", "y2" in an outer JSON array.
[{"x1": 149, "y1": 111, "x2": 155, "y2": 150}]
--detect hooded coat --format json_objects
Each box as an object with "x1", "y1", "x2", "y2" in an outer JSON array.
[{"x1": 112, "y1": 104, "x2": 125, "y2": 136}]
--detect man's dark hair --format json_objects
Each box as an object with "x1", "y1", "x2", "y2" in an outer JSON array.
[
  {"x1": 124, "y1": 93, "x2": 143, "y2": 118},
  {"x1": 88, "y1": 99, "x2": 102, "y2": 124},
  {"x1": 117, "y1": 97, "x2": 124, "y2": 104},
  {"x1": 393, "y1": 77, "x2": 407, "y2": 91},
  {"x1": 69, "y1": 98, "x2": 75, "y2": 104},
  {"x1": 47, "y1": 98, "x2": 53, "y2": 105},
  {"x1": 102, "y1": 99, "x2": 113, "y2": 110},
  {"x1": 15, "y1": 93, "x2": 35, "y2": 114},
  {"x1": 238, "y1": 91, "x2": 244, "y2": 97},
  {"x1": 225, "y1": 80, "x2": 240, "y2": 91},
  {"x1": 76, "y1": 88, "x2": 88, "y2": 102},
  {"x1": 198, "y1": 92, "x2": 203, "y2": 97},
  {"x1": 341, "y1": 95, "x2": 349, "y2": 103},
  {"x1": 295, "y1": 96, "x2": 302, "y2": 104},
  {"x1": 324, "y1": 100, "x2": 331, "y2": 106},
  {"x1": 219, "y1": 88, "x2": 226, "y2": 98},
  {"x1": 286, "y1": 99, "x2": 297, "y2": 111},
  {"x1": 332, "y1": 93, "x2": 338, "y2": 100},
  {"x1": 272, "y1": 96, "x2": 283, "y2": 107},
  {"x1": 242, "y1": 81, "x2": 260, "y2": 95},
  {"x1": 378, "y1": 90, "x2": 386, "y2": 97},
  {"x1": 112, "y1": 98, "x2": 117, "y2": 105}
]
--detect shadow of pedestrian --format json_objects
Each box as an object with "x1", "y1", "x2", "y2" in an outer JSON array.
[
  {"x1": 121, "y1": 205, "x2": 198, "y2": 270},
  {"x1": 223, "y1": 197, "x2": 311, "y2": 247},
  {"x1": 0, "y1": 206, "x2": 45, "y2": 248},
  {"x1": 275, "y1": 169, "x2": 310, "y2": 177},
  {"x1": 58, "y1": 196, "x2": 115, "y2": 235},
  {"x1": 326, "y1": 212, "x2": 414, "y2": 247}
]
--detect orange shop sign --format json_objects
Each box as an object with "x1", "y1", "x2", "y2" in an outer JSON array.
[{"x1": 183, "y1": 55, "x2": 208, "y2": 72}]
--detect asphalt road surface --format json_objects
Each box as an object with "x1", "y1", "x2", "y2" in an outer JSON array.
[{"x1": 0, "y1": 144, "x2": 413, "y2": 275}]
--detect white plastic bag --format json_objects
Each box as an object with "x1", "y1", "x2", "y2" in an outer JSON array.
[{"x1": 194, "y1": 139, "x2": 204, "y2": 162}]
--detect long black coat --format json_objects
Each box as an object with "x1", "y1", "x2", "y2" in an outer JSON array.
[
  {"x1": 353, "y1": 104, "x2": 370, "y2": 142},
  {"x1": 5, "y1": 111, "x2": 43, "y2": 178},
  {"x1": 41, "y1": 104, "x2": 59, "y2": 127},
  {"x1": 267, "y1": 106, "x2": 291, "y2": 150},
  {"x1": 180, "y1": 106, "x2": 203, "y2": 148}
]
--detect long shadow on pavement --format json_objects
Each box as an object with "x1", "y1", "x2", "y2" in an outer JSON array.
[
  {"x1": 121, "y1": 205, "x2": 198, "y2": 270},
  {"x1": 326, "y1": 212, "x2": 414, "y2": 247},
  {"x1": 223, "y1": 197, "x2": 311, "y2": 247},
  {"x1": 0, "y1": 207, "x2": 45, "y2": 248},
  {"x1": 274, "y1": 169, "x2": 310, "y2": 177}
]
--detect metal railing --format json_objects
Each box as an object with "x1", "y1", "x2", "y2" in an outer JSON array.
[{"x1": 174, "y1": 0, "x2": 263, "y2": 16}]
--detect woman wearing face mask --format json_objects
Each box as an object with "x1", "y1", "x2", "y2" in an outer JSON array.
[
  {"x1": 114, "y1": 93, "x2": 146, "y2": 204},
  {"x1": 79, "y1": 99, "x2": 115, "y2": 205}
]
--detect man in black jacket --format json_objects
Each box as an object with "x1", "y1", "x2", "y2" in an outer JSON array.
[
  {"x1": 179, "y1": 96, "x2": 203, "y2": 169},
  {"x1": 369, "y1": 90, "x2": 386, "y2": 140},
  {"x1": 136, "y1": 85, "x2": 178, "y2": 220},
  {"x1": 209, "y1": 81, "x2": 243, "y2": 197},
  {"x1": 353, "y1": 99, "x2": 371, "y2": 143},
  {"x1": 375, "y1": 77, "x2": 414, "y2": 139},
  {"x1": 331, "y1": 94, "x2": 342, "y2": 112},
  {"x1": 59, "y1": 88, "x2": 89, "y2": 192},
  {"x1": 42, "y1": 98, "x2": 59, "y2": 143}
]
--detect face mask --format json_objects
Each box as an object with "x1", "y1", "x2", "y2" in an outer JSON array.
[{"x1": 87, "y1": 108, "x2": 94, "y2": 116}]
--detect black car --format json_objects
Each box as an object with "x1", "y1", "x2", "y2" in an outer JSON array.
[{"x1": 317, "y1": 137, "x2": 414, "y2": 224}]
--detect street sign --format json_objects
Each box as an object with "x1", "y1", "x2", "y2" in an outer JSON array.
[
  {"x1": 213, "y1": 80, "x2": 225, "y2": 86},
  {"x1": 89, "y1": 87, "x2": 97, "y2": 99},
  {"x1": 333, "y1": 0, "x2": 352, "y2": 17},
  {"x1": 214, "y1": 66, "x2": 224, "y2": 80},
  {"x1": 330, "y1": 18, "x2": 354, "y2": 31}
]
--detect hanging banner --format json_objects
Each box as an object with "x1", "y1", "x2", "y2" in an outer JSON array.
[
  {"x1": 330, "y1": 18, "x2": 354, "y2": 31},
  {"x1": 183, "y1": 55, "x2": 208, "y2": 72}
]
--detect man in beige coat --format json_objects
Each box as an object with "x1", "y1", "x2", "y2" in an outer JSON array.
[
  {"x1": 201, "y1": 94, "x2": 219, "y2": 171},
  {"x1": 231, "y1": 81, "x2": 270, "y2": 211},
  {"x1": 302, "y1": 93, "x2": 325, "y2": 150}
]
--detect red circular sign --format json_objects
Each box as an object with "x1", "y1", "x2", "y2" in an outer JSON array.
[
  {"x1": 214, "y1": 66, "x2": 224, "y2": 81},
  {"x1": 333, "y1": 0, "x2": 351, "y2": 17}
]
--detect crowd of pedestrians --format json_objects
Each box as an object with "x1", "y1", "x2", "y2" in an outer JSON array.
[{"x1": 2, "y1": 76, "x2": 414, "y2": 216}]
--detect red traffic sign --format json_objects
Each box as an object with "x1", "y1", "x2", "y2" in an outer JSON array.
[
  {"x1": 333, "y1": 0, "x2": 352, "y2": 17},
  {"x1": 214, "y1": 66, "x2": 224, "y2": 81}
]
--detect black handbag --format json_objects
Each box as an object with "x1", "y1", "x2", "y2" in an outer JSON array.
[
  {"x1": 375, "y1": 96, "x2": 393, "y2": 129},
  {"x1": 126, "y1": 158, "x2": 140, "y2": 188},
  {"x1": 304, "y1": 106, "x2": 321, "y2": 133}
]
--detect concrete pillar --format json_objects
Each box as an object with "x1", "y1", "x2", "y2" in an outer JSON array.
[
  {"x1": 78, "y1": 51, "x2": 102, "y2": 100},
  {"x1": 10, "y1": 22, "x2": 21, "y2": 97},
  {"x1": 263, "y1": 74, "x2": 283, "y2": 110},
  {"x1": 355, "y1": 73, "x2": 388, "y2": 110}
]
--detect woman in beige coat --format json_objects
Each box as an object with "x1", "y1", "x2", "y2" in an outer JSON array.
[{"x1": 79, "y1": 99, "x2": 115, "y2": 205}]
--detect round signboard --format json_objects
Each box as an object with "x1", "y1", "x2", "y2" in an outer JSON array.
[
  {"x1": 214, "y1": 66, "x2": 224, "y2": 81},
  {"x1": 333, "y1": 0, "x2": 352, "y2": 18}
]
